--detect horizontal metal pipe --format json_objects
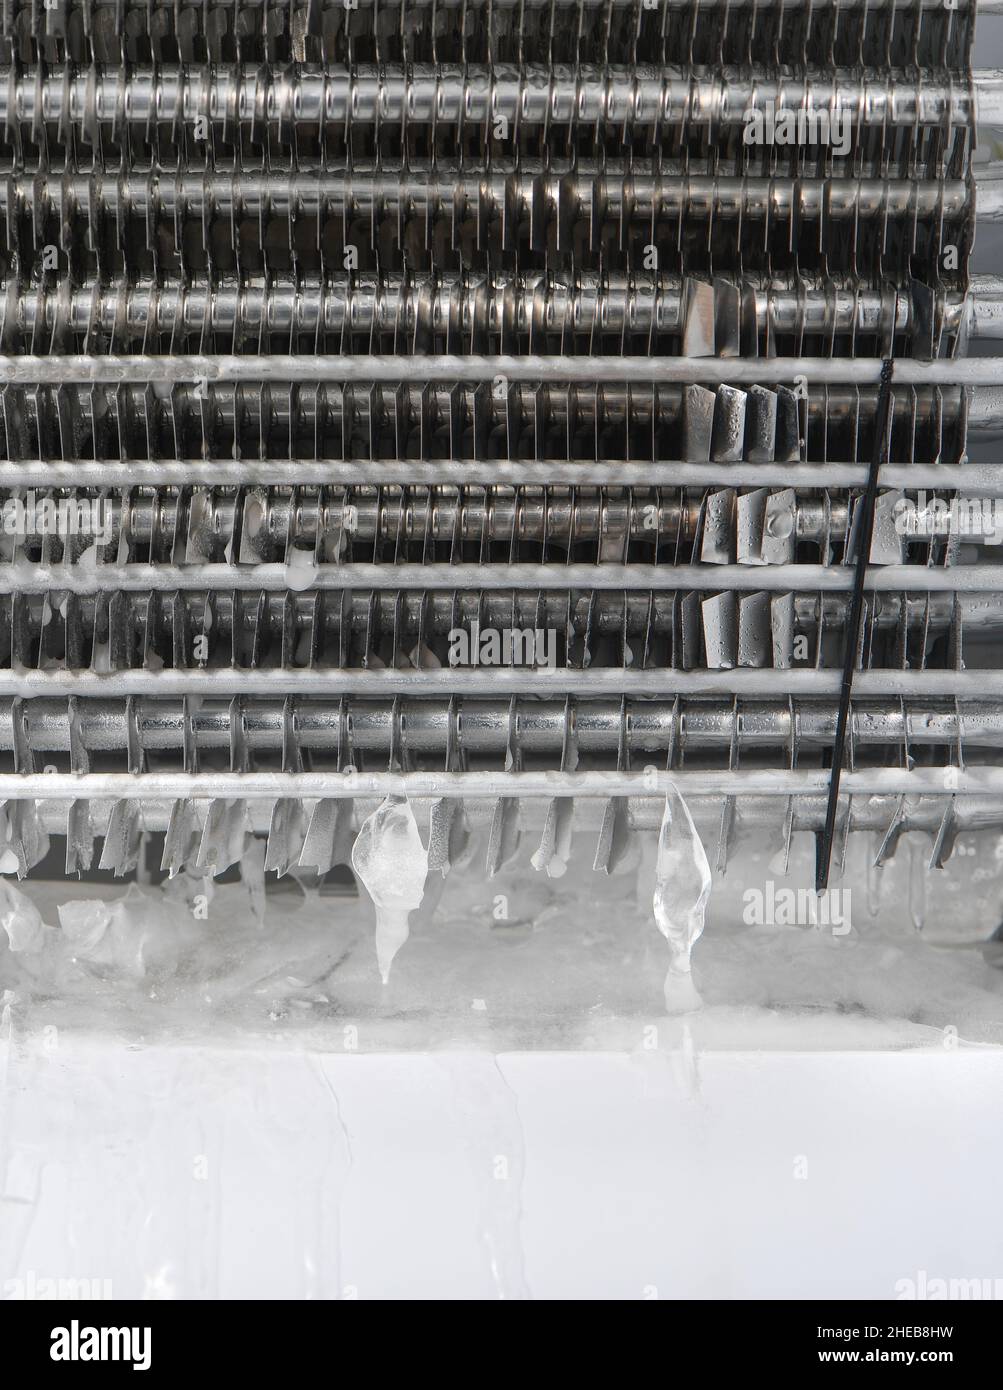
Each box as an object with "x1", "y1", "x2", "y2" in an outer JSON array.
[
  {"x1": 0, "y1": 486, "x2": 730, "y2": 550},
  {"x1": 3, "y1": 695, "x2": 1003, "y2": 754},
  {"x1": 0, "y1": 164, "x2": 982, "y2": 230},
  {"x1": 0, "y1": 353, "x2": 997, "y2": 387},
  {"x1": 0, "y1": 483, "x2": 961, "y2": 551},
  {"x1": 16, "y1": 791, "x2": 1003, "y2": 839},
  {"x1": 0, "y1": 767, "x2": 993, "y2": 800},
  {"x1": 0, "y1": 560, "x2": 997, "y2": 594},
  {"x1": 0, "y1": 670, "x2": 1000, "y2": 698},
  {"x1": 0, "y1": 66, "x2": 997, "y2": 134},
  {"x1": 0, "y1": 460, "x2": 999, "y2": 490}
]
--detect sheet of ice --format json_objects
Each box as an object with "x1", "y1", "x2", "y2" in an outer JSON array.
[
  {"x1": 351, "y1": 797, "x2": 428, "y2": 983},
  {"x1": 653, "y1": 789, "x2": 712, "y2": 1014},
  {"x1": 57, "y1": 885, "x2": 189, "y2": 983},
  {"x1": 0, "y1": 882, "x2": 44, "y2": 954},
  {"x1": 2, "y1": 1039, "x2": 1002, "y2": 1297},
  {"x1": 437, "y1": 1055, "x2": 529, "y2": 1299}
]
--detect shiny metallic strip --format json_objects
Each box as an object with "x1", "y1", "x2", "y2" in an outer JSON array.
[
  {"x1": 0, "y1": 353, "x2": 999, "y2": 385},
  {"x1": 0, "y1": 561, "x2": 998, "y2": 594},
  {"x1": 0, "y1": 767, "x2": 992, "y2": 799},
  {"x1": 0, "y1": 668, "x2": 1003, "y2": 698},
  {"x1": 0, "y1": 66, "x2": 998, "y2": 130}
]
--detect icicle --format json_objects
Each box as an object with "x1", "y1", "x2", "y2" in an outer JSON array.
[
  {"x1": 351, "y1": 797, "x2": 428, "y2": 983},
  {"x1": 866, "y1": 834, "x2": 883, "y2": 919},
  {"x1": 908, "y1": 838, "x2": 927, "y2": 933},
  {"x1": 241, "y1": 835, "x2": 267, "y2": 923},
  {"x1": 653, "y1": 788, "x2": 712, "y2": 1014}
]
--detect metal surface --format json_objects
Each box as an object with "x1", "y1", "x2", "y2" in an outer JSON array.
[
  {"x1": 0, "y1": 66, "x2": 998, "y2": 134},
  {"x1": 0, "y1": 0, "x2": 998, "y2": 885}
]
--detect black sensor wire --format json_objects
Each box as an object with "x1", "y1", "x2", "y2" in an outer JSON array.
[{"x1": 815, "y1": 357, "x2": 896, "y2": 892}]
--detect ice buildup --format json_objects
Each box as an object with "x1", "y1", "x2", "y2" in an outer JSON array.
[
  {"x1": 653, "y1": 788, "x2": 712, "y2": 1014},
  {"x1": 351, "y1": 797, "x2": 429, "y2": 983}
]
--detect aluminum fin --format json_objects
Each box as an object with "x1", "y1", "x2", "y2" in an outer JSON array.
[
  {"x1": 736, "y1": 488, "x2": 768, "y2": 565},
  {"x1": 194, "y1": 798, "x2": 249, "y2": 877},
  {"x1": 771, "y1": 592, "x2": 796, "y2": 669},
  {"x1": 428, "y1": 797, "x2": 468, "y2": 876},
  {"x1": 682, "y1": 278, "x2": 715, "y2": 357},
  {"x1": 162, "y1": 798, "x2": 200, "y2": 879},
  {"x1": 702, "y1": 592, "x2": 738, "y2": 669},
  {"x1": 738, "y1": 591, "x2": 771, "y2": 668},
  {"x1": 265, "y1": 797, "x2": 307, "y2": 877},
  {"x1": 593, "y1": 797, "x2": 632, "y2": 875},
  {"x1": 530, "y1": 797, "x2": 574, "y2": 878},
  {"x1": 746, "y1": 386, "x2": 778, "y2": 461},
  {"x1": 700, "y1": 488, "x2": 736, "y2": 564},
  {"x1": 682, "y1": 384, "x2": 715, "y2": 462},
  {"x1": 299, "y1": 798, "x2": 355, "y2": 875},
  {"x1": 99, "y1": 799, "x2": 143, "y2": 877},
  {"x1": 762, "y1": 488, "x2": 797, "y2": 565},
  {"x1": 65, "y1": 799, "x2": 94, "y2": 876},
  {"x1": 486, "y1": 796, "x2": 521, "y2": 877},
  {"x1": 711, "y1": 385, "x2": 747, "y2": 462}
]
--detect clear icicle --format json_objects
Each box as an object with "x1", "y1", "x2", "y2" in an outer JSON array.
[
  {"x1": 653, "y1": 788, "x2": 712, "y2": 1014},
  {"x1": 351, "y1": 796, "x2": 428, "y2": 983},
  {"x1": 908, "y1": 837, "x2": 927, "y2": 933},
  {"x1": 866, "y1": 834, "x2": 883, "y2": 919}
]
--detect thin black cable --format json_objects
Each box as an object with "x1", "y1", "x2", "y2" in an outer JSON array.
[{"x1": 815, "y1": 357, "x2": 895, "y2": 893}]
